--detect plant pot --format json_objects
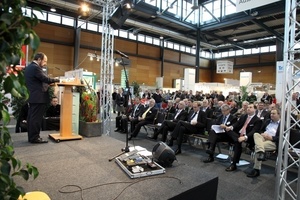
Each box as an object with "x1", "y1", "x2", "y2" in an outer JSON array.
[{"x1": 79, "y1": 121, "x2": 102, "y2": 137}]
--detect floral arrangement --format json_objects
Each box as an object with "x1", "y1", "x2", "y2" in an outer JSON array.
[{"x1": 79, "y1": 89, "x2": 99, "y2": 122}]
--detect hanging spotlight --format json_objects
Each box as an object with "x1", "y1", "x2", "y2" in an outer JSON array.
[{"x1": 78, "y1": 2, "x2": 90, "y2": 17}]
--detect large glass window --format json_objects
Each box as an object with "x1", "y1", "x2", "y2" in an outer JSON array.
[
  {"x1": 153, "y1": 38, "x2": 160, "y2": 46},
  {"x1": 32, "y1": 9, "x2": 46, "y2": 21},
  {"x1": 48, "y1": 13, "x2": 61, "y2": 24},
  {"x1": 87, "y1": 21, "x2": 98, "y2": 32},
  {"x1": 78, "y1": 19, "x2": 87, "y2": 29},
  {"x1": 270, "y1": 45, "x2": 276, "y2": 52},
  {"x1": 138, "y1": 34, "x2": 145, "y2": 42},
  {"x1": 119, "y1": 29, "x2": 128, "y2": 38},
  {"x1": 146, "y1": 36, "x2": 153, "y2": 44},
  {"x1": 129, "y1": 32, "x2": 137, "y2": 40},
  {"x1": 62, "y1": 16, "x2": 74, "y2": 27},
  {"x1": 244, "y1": 48, "x2": 251, "y2": 55},
  {"x1": 261, "y1": 46, "x2": 269, "y2": 53}
]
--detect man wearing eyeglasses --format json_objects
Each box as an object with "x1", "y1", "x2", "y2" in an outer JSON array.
[{"x1": 168, "y1": 101, "x2": 207, "y2": 155}]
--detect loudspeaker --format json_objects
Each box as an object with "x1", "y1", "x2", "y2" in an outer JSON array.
[
  {"x1": 152, "y1": 142, "x2": 176, "y2": 167},
  {"x1": 108, "y1": 5, "x2": 131, "y2": 30}
]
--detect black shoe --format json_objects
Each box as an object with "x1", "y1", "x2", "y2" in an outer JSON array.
[
  {"x1": 225, "y1": 164, "x2": 237, "y2": 172},
  {"x1": 206, "y1": 149, "x2": 214, "y2": 156},
  {"x1": 30, "y1": 138, "x2": 48, "y2": 144},
  {"x1": 203, "y1": 157, "x2": 214, "y2": 163},
  {"x1": 122, "y1": 130, "x2": 127, "y2": 134},
  {"x1": 114, "y1": 128, "x2": 121, "y2": 132},
  {"x1": 247, "y1": 169, "x2": 260, "y2": 178},
  {"x1": 167, "y1": 140, "x2": 173, "y2": 147},
  {"x1": 257, "y1": 151, "x2": 266, "y2": 161},
  {"x1": 175, "y1": 148, "x2": 181, "y2": 155}
]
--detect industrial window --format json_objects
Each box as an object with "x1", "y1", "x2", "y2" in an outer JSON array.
[
  {"x1": 62, "y1": 16, "x2": 74, "y2": 27},
  {"x1": 48, "y1": 13, "x2": 61, "y2": 24}
]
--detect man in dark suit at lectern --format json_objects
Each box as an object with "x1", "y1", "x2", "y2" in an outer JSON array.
[{"x1": 25, "y1": 52, "x2": 60, "y2": 144}]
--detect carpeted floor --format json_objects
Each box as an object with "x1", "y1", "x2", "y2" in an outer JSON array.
[{"x1": 11, "y1": 115, "x2": 296, "y2": 200}]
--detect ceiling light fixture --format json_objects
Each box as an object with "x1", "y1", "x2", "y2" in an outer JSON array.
[{"x1": 50, "y1": 7, "x2": 56, "y2": 12}]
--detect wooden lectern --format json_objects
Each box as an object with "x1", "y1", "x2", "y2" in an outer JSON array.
[{"x1": 49, "y1": 79, "x2": 84, "y2": 142}]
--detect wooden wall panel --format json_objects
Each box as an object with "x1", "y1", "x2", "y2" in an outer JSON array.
[
  {"x1": 164, "y1": 49, "x2": 180, "y2": 62},
  {"x1": 28, "y1": 43, "x2": 74, "y2": 77},
  {"x1": 138, "y1": 43, "x2": 160, "y2": 58},
  {"x1": 200, "y1": 59, "x2": 210, "y2": 67},
  {"x1": 113, "y1": 57, "x2": 160, "y2": 86},
  {"x1": 199, "y1": 68, "x2": 212, "y2": 82},
  {"x1": 211, "y1": 65, "x2": 276, "y2": 84},
  {"x1": 32, "y1": 22, "x2": 279, "y2": 88},
  {"x1": 80, "y1": 32, "x2": 101, "y2": 47},
  {"x1": 260, "y1": 54, "x2": 276, "y2": 62},
  {"x1": 163, "y1": 63, "x2": 185, "y2": 88},
  {"x1": 34, "y1": 23, "x2": 74, "y2": 43},
  {"x1": 180, "y1": 53, "x2": 195, "y2": 65},
  {"x1": 115, "y1": 39, "x2": 137, "y2": 54},
  {"x1": 235, "y1": 55, "x2": 259, "y2": 65}
]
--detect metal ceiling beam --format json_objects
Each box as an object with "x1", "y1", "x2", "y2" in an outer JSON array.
[
  {"x1": 133, "y1": 2, "x2": 197, "y2": 30},
  {"x1": 251, "y1": 18, "x2": 284, "y2": 43},
  {"x1": 202, "y1": 31, "x2": 246, "y2": 49},
  {"x1": 201, "y1": 1, "x2": 285, "y2": 31}
]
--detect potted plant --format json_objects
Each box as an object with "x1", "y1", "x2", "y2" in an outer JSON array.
[
  {"x1": 78, "y1": 84, "x2": 102, "y2": 137},
  {"x1": 0, "y1": 0, "x2": 40, "y2": 198}
]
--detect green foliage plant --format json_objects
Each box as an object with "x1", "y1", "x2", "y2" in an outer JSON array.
[{"x1": 0, "y1": 0, "x2": 41, "y2": 199}]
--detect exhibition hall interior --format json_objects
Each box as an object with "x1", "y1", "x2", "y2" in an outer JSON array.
[{"x1": 3, "y1": 0, "x2": 300, "y2": 199}]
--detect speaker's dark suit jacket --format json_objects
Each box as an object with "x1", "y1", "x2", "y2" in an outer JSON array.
[
  {"x1": 25, "y1": 61, "x2": 58, "y2": 103},
  {"x1": 24, "y1": 61, "x2": 59, "y2": 142}
]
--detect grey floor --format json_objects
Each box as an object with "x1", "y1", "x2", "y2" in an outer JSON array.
[{"x1": 11, "y1": 114, "x2": 297, "y2": 200}]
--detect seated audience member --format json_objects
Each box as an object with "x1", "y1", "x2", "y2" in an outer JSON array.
[
  {"x1": 45, "y1": 97, "x2": 60, "y2": 117},
  {"x1": 212, "y1": 101, "x2": 224, "y2": 119},
  {"x1": 204, "y1": 104, "x2": 262, "y2": 172},
  {"x1": 185, "y1": 99, "x2": 194, "y2": 114},
  {"x1": 150, "y1": 101, "x2": 188, "y2": 141},
  {"x1": 255, "y1": 101, "x2": 270, "y2": 121},
  {"x1": 163, "y1": 100, "x2": 176, "y2": 119},
  {"x1": 128, "y1": 98, "x2": 158, "y2": 140},
  {"x1": 247, "y1": 107, "x2": 281, "y2": 178},
  {"x1": 234, "y1": 101, "x2": 249, "y2": 119},
  {"x1": 203, "y1": 104, "x2": 237, "y2": 162},
  {"x1": 247, "y1": 92, "x2": 257, "y2": 103},
  {"x1": 201, "y1": 99, "x2": 213, "y2": 119},
  {"x1": 229, "y1": 101, "x2": 238, "y2": 115},
  {"x1": 114, "y1": 98, "x2": 134, "y2": 133},
  {"x1": 127, "y1": 97, "x2": 144, "y2": 133},
  {"x1": 168, "y1": 101, "x2": 207, "y2": 155},
  {"x1": 44, "y1": 97, "x2": 61, "y2": 131},
  {"x1": 15, "y1": 102, "x2": 29, "y2": 133},
  {"x1": 261, "y1": 92, "x2": 272, "y2": 104}
]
